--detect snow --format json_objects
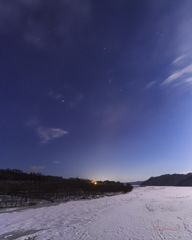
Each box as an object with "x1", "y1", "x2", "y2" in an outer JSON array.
[{"x1": 1, "y1": 186, "x2": 192, "y2": 239}]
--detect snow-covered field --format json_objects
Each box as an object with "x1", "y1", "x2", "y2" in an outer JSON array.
[{"x1": 1, "y1": 186, "x2": 192, "y2": 240}]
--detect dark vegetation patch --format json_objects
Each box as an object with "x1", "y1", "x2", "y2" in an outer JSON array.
[{"x1": 0, "y1": 169, "x2": 133, "y2": 208}]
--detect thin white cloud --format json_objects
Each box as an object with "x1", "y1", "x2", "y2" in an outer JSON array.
[
  {"x1": 161, "y1": 63, "x2": 192, "y2": 85},
  {"x1": 36, "y1": 127, "x2": 68, "y2": 143},
  {"x1": 185, "y1": 77, "x2": 192, "y2": 83},
  {"x1": 49, "y1": 91, "x2": 62, "y2": 99},
  {"x1": 160, "y1": 1, "x2": 192, "y2": 89},
  {"x1": 26, "y1": 118, "x2": 68, "y2": 144},
  {"x1": 143, "y1": 81, "x2": 156, "y2": 90},
  {"x1": 53, "y1": 161, "x2": 60, "y2": 164},
  {"x1": 30, "y1": 166, "x2": 45, "y2": 172},
  {"x1": 172, "y1": 55, "x2": 186, "y2": 64}
]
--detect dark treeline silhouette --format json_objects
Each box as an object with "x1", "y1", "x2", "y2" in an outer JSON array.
[{"x1": 0, "y1": 169, "x2": 133, "y2": 208}]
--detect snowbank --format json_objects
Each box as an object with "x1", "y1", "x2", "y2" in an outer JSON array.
[{"x1": 1, "y1": 186, "x2": 192, "y2": 239}]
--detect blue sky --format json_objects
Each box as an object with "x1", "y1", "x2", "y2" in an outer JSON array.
[{"x1": 1, "y1": 0, "x2": 192, "y2": 181}]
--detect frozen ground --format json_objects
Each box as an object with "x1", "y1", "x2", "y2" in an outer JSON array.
[{"x1": 1, "y1": 186, "x2": 192, "y2": 240}]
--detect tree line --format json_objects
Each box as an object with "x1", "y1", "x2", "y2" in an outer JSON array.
[{"x1": 0, "y1": 169, "x2": 133, "y2": 207}]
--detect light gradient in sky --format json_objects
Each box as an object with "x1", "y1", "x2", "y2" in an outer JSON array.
[{"x1": 1, "y1": 0, "x2": 192, "y2": 182}]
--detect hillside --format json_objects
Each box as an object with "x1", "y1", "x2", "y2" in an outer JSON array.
[{"x1": 141, "y1": 173, "x2": 192, "y2": 186}]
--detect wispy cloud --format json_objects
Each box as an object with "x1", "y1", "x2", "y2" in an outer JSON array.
[
  {"x1": 161, "y1": 63, "x2": 192, "y2": 86},
  {"x1": 143, "y1": 81, "x2": 156, "y2": 90},
  {"x1": 36, "y1": 127, "x2": 68, "y2": 144},
  {"x1": 48, "y1": 91, "x2": 62, "y2": 100},
  {"x1": 185, "y1": 77, "x2": 192, "y2": 83},
  {"x1": 26, "y1": 118, "x2": 68, "y2": 144},
  {"x1": 53, "y1": 161, "x2": 60, "y2": 164},
  {"x1": 0, "y1": 0, "x2": 92, "y2": 50},
  {"x1": 160, "y1": 0, "x2": 192, "y2": 90},
  {"x1": 26, "y1": 117, "x2": 39, "y2": 126},
  {"x1": 172, "y1": 55, "x2": 186, "y2": 64},
  {"x1": 30, "y1": 166, "x2": 45, "y2": 172}
]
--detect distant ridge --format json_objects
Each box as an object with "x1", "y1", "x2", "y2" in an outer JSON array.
[
  {"x1": 141, "y1": 173, "x2": 192, "y2": 186},
  {"x1": 128, "y1": 181, "x2": 144, "y2": 185}
]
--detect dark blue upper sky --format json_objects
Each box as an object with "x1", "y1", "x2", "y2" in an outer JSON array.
[{"x1": 1, "y1": 0, "x2": 192, "y2": 181}]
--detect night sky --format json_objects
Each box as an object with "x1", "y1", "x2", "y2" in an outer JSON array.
[{"x1": 1, "y1": 0, "x2": 192, "y2": 182}]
